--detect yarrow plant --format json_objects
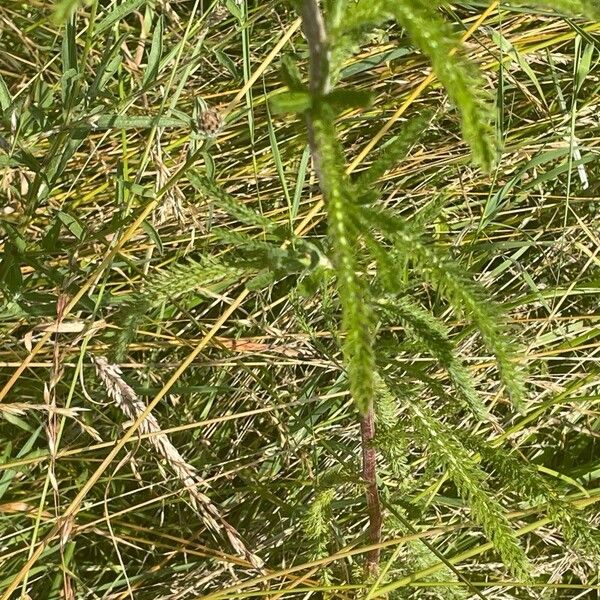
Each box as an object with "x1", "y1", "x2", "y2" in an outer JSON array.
[{"x1": 265, "y1": 0, "x2": 600, "y2": 579}]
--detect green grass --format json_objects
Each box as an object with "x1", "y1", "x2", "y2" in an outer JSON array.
[{"x1": 0, "y1": 1, "x2": 599, "y2": 598}]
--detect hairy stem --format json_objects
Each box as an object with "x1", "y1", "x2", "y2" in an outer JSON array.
[
  {"x1": 300, "y1": 0, "x2": 330, "y2": 178},
  {"x1": 301, "y1": 0, "x2": 330, "y2": 95},
  {"x1": 361, "y1": 407, "x2": 382, "y2": 574}
]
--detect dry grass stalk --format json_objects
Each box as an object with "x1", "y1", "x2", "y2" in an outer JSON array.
[
  {"x1": 92, "y1": 355, "x2": 263, "y2": 569},
  {"x1": 0, "y1": 403, "x2": 85, "y2": 417}
]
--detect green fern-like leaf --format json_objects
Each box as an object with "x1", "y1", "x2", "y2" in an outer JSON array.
[
  {"x1": 324, "y1": 0, "x2": 348, "y2": 29},
  {"x1": 312, "y1": 103, "x2": 376, "y2": 415},
  {"x1": 303, "y1": 487, "x2": 336, "y2": 585},
  {"x1": 472, "y1": 440, "x2": 600, "y2": 557},
  {"x1": 410, "y1": 191, "x2": 451, "y2": 233},
  {"x1": 407, "y1": 400, "x2": 530, "y2": 579},
  {"x1": 398, "y1": 538, "x2": 470, "y2": 600},
  {"x1": 114, "y1": 257, "x2": 243, "y2": 361},
  {"x1": 377, "y1": 294, "x2": 489, "y2": 420},
  {"x1": 361, "y1": 206, "x2": 527, "y2": 410},
  {"x1": 354, "y1": 112, "x2": 433, "y2": 204},
  {"x1": 373, "y1": 374, "x2": 411, "y2": 479},
  {"x1": 328, "y1": 0, "x2": 389, "y2": 82},
  {"x1": 337, "y1": 0, "x2": 495, "y2": 169},
  {"x1": 304, "y1": 488, "x2": 336, "y2": 551},
  {"x1": 373, "y1": 371, "x2": 400, "y2": 430},
  {"x1": 388, "y1": 0, "x2": 495, "y2": 170},
  {"x1": 210, "y1": 227, "x2": 274, "y2": 247},
  {"x1": 335, "y1": 0, "x2": 389, "y2": 32},
  {"x1": 189, "y1": 170, "x2": 277, "y2": 231}
]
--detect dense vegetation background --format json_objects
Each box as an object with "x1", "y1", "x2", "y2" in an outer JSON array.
[{"x1": 0, "y1": 0, "x2": 598, "y2": 598}]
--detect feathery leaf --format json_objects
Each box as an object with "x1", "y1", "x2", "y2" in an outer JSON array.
[
  {"x1": 407, "y1": 400, "x2": 530, "y2": 579},
  {"x1": 189, "y1": 170, "x2": 277, "y2": 231},
  {"x1": 361, "y1": 206, "x2": 527, "y2": 410},
  {"x1": 312, "y1": 103, "x2": 376, "y2": 415},
  {"x1": 377, "y1": 294, "x2": 489, "y2": 420},
  {"x1": 337, "y1": 0, "x2": 496, "y2": 169},
  {"x1": 114, "y1": 257, "x2": 243, "y2": 361}
]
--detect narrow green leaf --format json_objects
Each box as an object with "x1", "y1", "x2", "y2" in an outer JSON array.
[
  {"x1": 224, "y1": 0, "x2": 242, "y2": 20},
  {"x1": 124, "y1": 182, "x2": 156, "y2": 198},
  {"x1": 202, "y1": 151, "x2": 215, "y2": 179},
  {"x1": 292, "y1": 144, "x2": 311, "y2": 222},
  {"x1": 264, "y1": 83, "x2": 292, "y2": 212},
  {"x1": 576, "y1": 40, "x2": 594, "y2": 92},
  {"x1": 0, "y1": 427, "x2": 42, "y2": 500},
  {"x1": 142, "y1": 16, "x2": 164, "y2": 88},
  {"x1": 60, "y1": 68, "x2": 79, "y2": 107},
  {"x1": 141, "y1": 220, "x2": 163, "y2": 255},
  {"x1": 96, "y1": 0, "x2": 145, "y2": 34},
  {"x1": 61, "y1": 17, "x2": 78, "y2": 107},
  {"x1": 270, "y1": 90, "x2": 312, "y2": 114},
  {"x1": 340, "y1": 46, "x2": 411, "y2": 78},
  {"x1": 89, "y1": 114, "x2": 190, "y2": 129},
  {"x1": 0, "y1": 74, "x2": 12, "y2": 112},
  {"x1": 213, "y1": 49, "x2": 240, "y2": 79},
  {"x1": 2, "y1": 223, "x2": 27, "y2": 253},
  {"x1": 41, "y1": 219, "x2": 62, "y2": 252},
  {"x1": 490, "y1": 30, "x2": 545, "y2": 102},
  {"x1": 0, "y1": 243, "x2": 23, "y2": 295},
  {"x1": 89, "y1": 34, "x2": 126, "y2": 101},
  {"x1": 57, "y1": 210, "x2": 85, "y2": 240}
]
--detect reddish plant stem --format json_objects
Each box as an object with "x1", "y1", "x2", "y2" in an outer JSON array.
[
  {"x1": 360, "y1": 404, "x2": 382, "y2": 574},
  {"x1": 299, "y1": 0, "x2": 383, "y2": 575}
]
